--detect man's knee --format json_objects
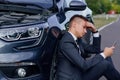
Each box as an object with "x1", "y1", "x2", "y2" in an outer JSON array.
[{"x1": 97, "y1": 60, "x2": 111, "y2": 70}]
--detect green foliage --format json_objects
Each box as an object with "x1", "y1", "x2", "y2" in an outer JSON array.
[
  {"x1": 86, "y1": 0, "x2": 120, "y2": 14},
  {"x1": 111, "y1": 4, "x2": 120, "y2": 13},
  {"x1": 100, "y1": 0, "x2": 111, "y2": 13},
  {"x1": 117, "y1": 0, "x2": 120, "y2": 4},
  {"x1": 86, "y1": 0, "x2": 100, "y2": 14}
]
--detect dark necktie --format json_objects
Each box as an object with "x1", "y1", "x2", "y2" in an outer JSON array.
[
  {"x1": 75, "y1": 39, "x2": 85, "y2": 55},
  {"x1": 75, "y1": 40, "x2": 81, "y2": 54}
]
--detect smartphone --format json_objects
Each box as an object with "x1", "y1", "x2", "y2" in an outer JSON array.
[{"x1": 112, "y1": 40, "x2": 117, "y2": 46}]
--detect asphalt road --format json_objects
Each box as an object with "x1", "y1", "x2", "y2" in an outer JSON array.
[{"x1": 99, "y1": 17, "x2": 120, "y2": 80}]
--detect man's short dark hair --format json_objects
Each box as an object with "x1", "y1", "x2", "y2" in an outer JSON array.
[{"x1": 69, "y1": 15, "x2": 88, "y2": 23}]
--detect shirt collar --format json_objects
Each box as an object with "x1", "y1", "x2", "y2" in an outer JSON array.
[{"x1": 68, "y1": 31, "x2": 77, "y2": 41}]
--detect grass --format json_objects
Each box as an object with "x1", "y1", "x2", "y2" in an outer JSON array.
[{"x1": 93, "y1": 14, "x2": 119, "y2": 29}]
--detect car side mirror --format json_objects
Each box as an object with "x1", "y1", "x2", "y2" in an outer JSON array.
[{"x1": 64, "y1": 1, "x2": 87, "y2": 11}]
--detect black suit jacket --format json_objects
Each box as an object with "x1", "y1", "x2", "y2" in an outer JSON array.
[
  {"x1": 78, "y1": 34, "x2": 101, "y2": 58},
  {"x1": 55, "y1": 32, "x2": 104, "y2": 80}
]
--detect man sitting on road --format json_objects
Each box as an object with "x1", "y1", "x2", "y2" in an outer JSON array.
[{"x1": 55, "y1": 15, "x2": 120, "y2": 80}]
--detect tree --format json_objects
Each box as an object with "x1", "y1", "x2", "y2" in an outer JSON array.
[
  {"x1": 100, "y1": 0, "x2": 111, "y2": 13},
  {"x1": 86, "y1": 0, "x2": 112, "y2": 14},
  {"x1": 86, "y1": 0, "x2": 100, "y2": 14},
  {"x1": 111, "y1": 0, "x2": 120, "y2": 4},
  {"x1": 111, "y1": 0, "x2": 120, "y2": 13},
  {"x1": 117, "y1": 0, "x2": 120, "y2": 4},
  {"x1": 111, "y1": 3, "x2": 120, "y2": 13}
]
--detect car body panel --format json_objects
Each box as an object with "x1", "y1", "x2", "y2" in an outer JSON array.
[
  {"x1": 0, "y1": 0, "x2": 93, "y2": 80},
  {"x1": 0, "y1": 0, "x2": 53, "y2": 9}
]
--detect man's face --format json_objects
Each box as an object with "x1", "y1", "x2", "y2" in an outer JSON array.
[{"x1": 75, "y1": 20, "x2": 87, "y2": 38}]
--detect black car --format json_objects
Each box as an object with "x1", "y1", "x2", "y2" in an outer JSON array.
[{"x1": 0, "y1": 0, "x2": 92, "y2": 80}]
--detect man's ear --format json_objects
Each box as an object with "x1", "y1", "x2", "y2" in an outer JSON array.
[{"x1": 72, "y1": 22, "x2": 77, "y2": 28}]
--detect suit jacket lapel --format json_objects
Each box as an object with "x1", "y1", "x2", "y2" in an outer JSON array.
[{"x1": 66, "y1": 32, "x2": 81, "y2": 54}]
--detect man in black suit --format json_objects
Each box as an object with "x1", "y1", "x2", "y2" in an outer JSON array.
[
  {"x1": 55, "y1": 15, "x2": 120, "y2": 80},
  {"x1": 78, "y1": 31, "x2": 101, "y2": 59}
]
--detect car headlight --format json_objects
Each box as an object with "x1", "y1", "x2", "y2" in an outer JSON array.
[{"x1": 0, "y1": 26, "x2": 43, "y2": 41}]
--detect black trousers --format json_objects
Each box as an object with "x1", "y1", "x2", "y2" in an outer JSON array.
[{"x1": 83, "y1": 57, "x2": 120, "y2": 80}]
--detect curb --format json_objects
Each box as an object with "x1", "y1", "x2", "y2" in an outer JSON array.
[{"x1": 98, "y1": 17, "x2": 119, "y2": 31}]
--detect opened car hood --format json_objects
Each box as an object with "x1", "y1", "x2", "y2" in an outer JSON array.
[{"x1": 0, "y1": 0, "x2": 53, "y2": 9}]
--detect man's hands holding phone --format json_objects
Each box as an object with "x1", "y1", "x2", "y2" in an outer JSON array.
[
  {"x1": 103, "y1": 46, "x2": 115, "y2": 57},
  {"x1": 103, "y1": 41, "x2": 117, "y2": 57},
  {"x1": 112, "y1": 40, "x2": 117, "y2": 46},
  {"x1": 86, "y1": 21, "x2": 116, "y2": 58}
]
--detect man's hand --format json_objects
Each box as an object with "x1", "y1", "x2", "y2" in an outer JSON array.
[
  {"x1": 85, "y1": 22, "x2": 97, "y2": 33},
  {"x1": 103, "y1": 46, "x2": 115, "y2": 57}
]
